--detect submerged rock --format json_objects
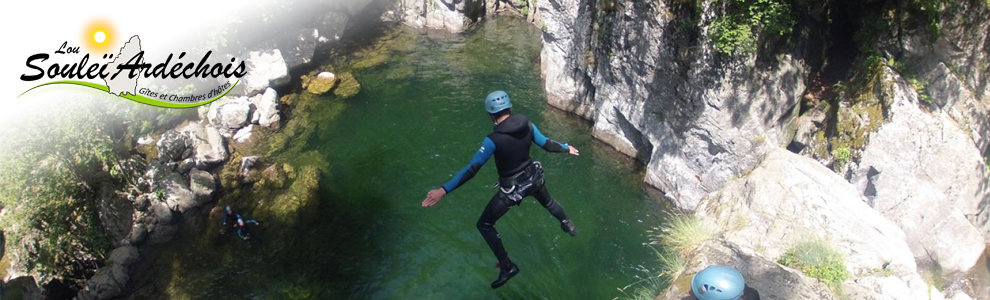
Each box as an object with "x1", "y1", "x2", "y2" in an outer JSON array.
[
  {"x1": 334, "y1": 72, "x2": 361, "y2": 98},
  {"x1": 304, "y1": 72, "x2": 339, "y2": 95}
]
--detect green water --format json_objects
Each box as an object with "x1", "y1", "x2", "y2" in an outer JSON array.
[{"x1": 127, "y1": 17, "x2": 667, "y2": 299}]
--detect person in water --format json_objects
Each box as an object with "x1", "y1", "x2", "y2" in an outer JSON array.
[
  {"x1": 690, "y1": 265, "x2": 760, "y2": 300},
  {"x1": 234, "y1": 216, "x2": 260, "y2": 240},
  {"x1": 222, "y1": 205, "x2": 260, "y2": 240},
  {"x1": 422, "y1": 90, "x2": 580, "y2": 289}
]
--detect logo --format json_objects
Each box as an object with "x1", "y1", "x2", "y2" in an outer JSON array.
[{"x1": 18, "y1": 19, "x2": 245, "y2": 108}]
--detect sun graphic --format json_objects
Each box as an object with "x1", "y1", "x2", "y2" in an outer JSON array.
[{"x1": 83, "y1": 19, "x2": 116, "y2": 55}]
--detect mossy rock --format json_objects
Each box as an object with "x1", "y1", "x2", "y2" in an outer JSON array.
[
  {"x1": 257, "y1": 164, "x2": 288, "y2": 190},
  {"x1": 302, "y1": 72, "x2": 339, "y2": 95},
  {"x1": 333, "y1": 72, "x2": 361, "y2": 99},
  {"x1": 263, "y1": 165, "x2": 320, "y2": 225}
]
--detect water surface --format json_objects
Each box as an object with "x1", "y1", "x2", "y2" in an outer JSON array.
[{"x1": 127, "y1": 17, "x2": 667, "y2": 300}]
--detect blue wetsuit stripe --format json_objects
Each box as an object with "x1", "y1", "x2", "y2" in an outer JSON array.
[
  {"x1": 442, "y1": 137, "x2": 496, "y2": 193},
  {"x1": 531, "y1": 123, "x2": 569, "y2": 152}
]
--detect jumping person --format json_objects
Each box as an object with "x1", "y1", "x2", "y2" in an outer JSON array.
[{"x1": 422, "y1": 90, "x2": 580, "y2": 289}]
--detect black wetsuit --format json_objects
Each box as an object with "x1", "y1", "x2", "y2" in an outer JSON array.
[{"x1": 441, "y1": 114, "x2": 571, "y2": 262}]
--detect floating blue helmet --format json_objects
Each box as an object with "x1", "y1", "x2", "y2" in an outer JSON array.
[
  {"x1": 691, "y1": 265, "x2": 745, "y2": 300},
  {"x1": 485, "y1": 90, "x2": 512, "y2": 114}
]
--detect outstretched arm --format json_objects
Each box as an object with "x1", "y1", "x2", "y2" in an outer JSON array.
[
  {"x1": 532, "y1": 123, "x2": 580, "y2": 156},
  {"x1": 422, "y1": 137, "x2": 496, "y2": 207}
]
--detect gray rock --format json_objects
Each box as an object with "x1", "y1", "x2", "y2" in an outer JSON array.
[
  {"x1": 539, "y1": 0, "x2": 808, "y2": 210},
  {"x1": 698, "y1": 149, "x2": 920, "y2": 278},
  {"x1": 150, "y1": 201, "x2": 173, "y2": 225},
  {"x1": 661, "y1": 240, "x2": 839, "y2": 300},
  {"x1": 189, "y1": 169, "x2": 216, "y2": 204},
  {"x1": 108, "y1": 246, "x2": 139, "y2": 267},
  {"x1": 266, "y1": 28, "x2": 319, "y2": 71},
  {"x1": 241, "y1": 49, "x2": 290, "y2": 96},
  {"x1": 126, "y1": 223, "x2": 147, "y2": 245},
  {"x1": 317, "y1": 11, "x2": 349, "y2": 46},
  {"x1": 145, "y1": 223, "x2": 176, "y2": 245},
  {"x1": 3, "y1": 276, "x2": 42, "y2": 300},
  {"x1": 257, "y1": 88, "x2": 280, "y2": 128},
  {"x1": 156, "y1": 130, "x2": 190, "y2": 163},
  {"x1": 233, "y1": 125, "x2": 253, "y2": 143},
  {"x1": 209, "y1": 100, "x2": 252, "y2": 130},
  {"x1": 82, "y1": 263, "x2": 128, "y2": 300},
  {"x1": 241, "y1": 156, "x2": 260, "y2": 177},
  {"x1": 176, "y1": 158, "x2": 195, "y2": 175},
  {"x1": 923, "y1": 63, "x2": 990, "y2": 151},
  {"x1": 389, "y1": 0, "x2": 469, "y2": 32},
  {"x1": 851, "y1": 68, "x2": 989, "y2": 277}
]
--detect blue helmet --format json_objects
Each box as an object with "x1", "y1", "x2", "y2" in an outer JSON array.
[
  {"x1": 485, "y1": 90, "x2": 512, "y2": 114},
  {"x1": 691, "y1": 265, "x2": 745, "y2": 300},
  {"x1": 226, "y1": 205, "x2": 232, "y2": 212}
]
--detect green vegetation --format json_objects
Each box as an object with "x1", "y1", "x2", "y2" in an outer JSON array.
[
  {"x1": 649, "y1": 214, "x2": 715, "y2": 255},
  {"x1": 778, "y1": 239, "x2": 850, "y2": 289},
  {"x1": 617, "y1": 214, "x2": 716, "y2": 300},
  {"x1": 832, "y1": 146, "x2": 851, "y2": 167},
  {"x1": 920, "y1": 263, "x2": 946, "y2": 291},
  {"x1": 907, "y1": 77, "x2": 934, "y2": 104},
  {"x1": 709, "y1": 0, "x2": 795, "y2": 55},
  {"x1": 0, "y1": 98, "x2": 192, "y2": 283}
]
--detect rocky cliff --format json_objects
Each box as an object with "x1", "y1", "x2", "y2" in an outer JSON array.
[{"x1": 533, "y1": 0, "x2": 990, "y2": 298}]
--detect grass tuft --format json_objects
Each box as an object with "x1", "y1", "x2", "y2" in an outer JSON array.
[
  {"x1": 649, "y1": 214, "x2": 715, "y2": 255},
  {"x1": 778, "y1": 239, "x2": 850, "y2": 288}
]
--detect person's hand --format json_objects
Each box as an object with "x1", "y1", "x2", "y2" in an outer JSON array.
[
  {"x1": 567, "y1": 145, "x2": 580, "y2": 156},
  {"x1": 422, "y1": 188, "x2": 446, "y2": 207}
]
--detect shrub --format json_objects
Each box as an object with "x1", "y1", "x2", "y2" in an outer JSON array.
[
  {"x1": 832, "y1": 146, "x2": 851, "y2": 167},
  {"x1": 778, "y1": 239, "x2": 850, "y2": 287},
  {"x1": 709, "y1": 0, "x2": 795, "y2": 55}
]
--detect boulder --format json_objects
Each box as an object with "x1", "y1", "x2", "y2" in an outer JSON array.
[
  {"x1": 317, "y1": 11, "x2": 349, "y2": 46},
  {"x1": 241, "y1": 156, "x2": 260, "y2": 177},
  {"x1": 2, "y1": 276, "x2": 42, "y2": 300},
  {"x1": 233, "y1": 125, "x2": 253, "y2": 143},
  {"x1": 268, "y1": 28, "x2": 319, "y2": 71},
  {"x1": 661, "y1": 240, "x2": 838, "y2": 300},
  {"x1": 79, "y1": 263, "x2": 129, "y2": 300},
  {"x1": 241, "y1": 49, "x2": 290, "y2": 96},
  {"x1": 108, "y1": 246, "x2": 139, "y2": 267},
  {"x1": 334, "y1": 72, "x2": 361, "y2": 98},
  {"x1": 697, "y1": 149, "x2": 920, "y2": 277},
  {"x1": 156, "y1": 130, "x2": 190, "y2": 163},
  {"x1": 851, "y1": 68, "x2": 990, "y2": 276},
  {"x1": 125, "y1": 223, "x2": 148, "y2": 245},
  {"x1": 145, "y1": 223, "x2": 176, "y2": 245},
  {"x1": 208, "y1": 100, "x2": 252, "y2": 131},
  {"x1": 257, "y1": 88, "x2": 280, "y2": 127},
  {"x1": 189, "y1": 169, "x2": 216, "y2": 204},
  {"x1": 179, "y1": 122, "x2": 228, "y2": 169},
  {"x1": 305, "y1": 72, "x2": 338, "y2": 95}
]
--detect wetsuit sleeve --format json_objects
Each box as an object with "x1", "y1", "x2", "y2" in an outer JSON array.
[
  {"x1": 244, "y1": 219, "x2": 258, "y2": 225},
  {"x1": 237, "y1": 227, "x2": 245, "y2": 238},
  {"x1": 441, "y1": 137, "x2": 496, "y2": 193},
  {"x1": 531, "y1": 123, "x2": 570, "y2": 153}
]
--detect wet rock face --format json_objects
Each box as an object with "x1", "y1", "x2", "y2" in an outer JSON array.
[
  {"x1": 539, "y1": 0, "x2": 808, "y2": 209},
  {"x1": 851, "y1": 68, "x2": 990, "y2": 277},
  {"x1": 382, "y1": 0, "x2": 475, "y2": 32}
]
